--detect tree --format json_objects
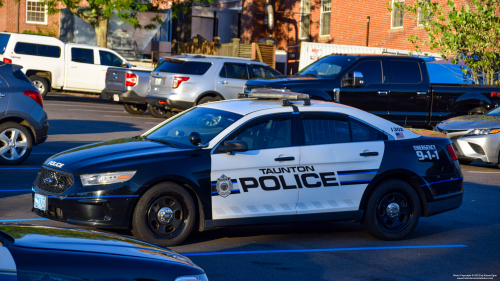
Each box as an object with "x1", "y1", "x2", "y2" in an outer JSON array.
[{"x1": 389, "y1": 0, "x2": 500, "y2": 85}]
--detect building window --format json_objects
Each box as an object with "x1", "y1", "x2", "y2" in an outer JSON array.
[
  {"x1": 391, "y1": 0, "x2": 404, "y2": 29},
  {"x1": 320, "y1": 0, "x2": 331, "y2": 36},
  {"x1": 26, "y1": 0, "x2": 47, "y2": 24},
  {"x1": 417, "y1": 0, "x2": 431, "y2": 26},
  {"x1": 300, "y1": 0, "x2": 311, "y2": 39}
]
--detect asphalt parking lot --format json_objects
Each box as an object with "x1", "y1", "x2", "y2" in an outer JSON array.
[{"x1": 1, "y1": 94, "x2": 499, "y2": 281}]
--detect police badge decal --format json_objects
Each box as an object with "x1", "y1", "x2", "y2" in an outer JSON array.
[{"x1": 216, "y1": 174, "x2": 233, "y2": 198}]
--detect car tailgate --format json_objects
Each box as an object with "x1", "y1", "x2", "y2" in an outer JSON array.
[{"x1": 105, "y1": 68, "x2": 127, "y2": 91}]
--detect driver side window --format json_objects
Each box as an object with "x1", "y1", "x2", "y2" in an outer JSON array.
[
  {"x1": 349, "y1": 60, "x2": 383, "y2": 85},
  {"x1": 227, "y1": 115, "x2": 291, "y2": 150}
]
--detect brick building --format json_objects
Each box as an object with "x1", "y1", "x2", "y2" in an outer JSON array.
[{"x1": 0, "y1": 0, "x2": 61, "y2": 36}]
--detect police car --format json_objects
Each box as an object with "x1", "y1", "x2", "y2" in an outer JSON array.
[{"x1": 32, "y1": 90, "x2": 463, "y2": 246}]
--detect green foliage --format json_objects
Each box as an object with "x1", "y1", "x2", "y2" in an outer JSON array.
[
  {"x1": 389, "y1": 0, "x2": 500, "y2": 85},
  {"x1": 22, "y1": 25, "x2": 59, "y2": 38}
]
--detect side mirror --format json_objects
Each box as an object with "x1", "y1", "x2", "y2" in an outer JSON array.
[
  {"x1": 189, "y1": 132, "x2": 202, "y2": 146},
  {"x1": 342, "y1": 71, "x2": 364, "y2": 88},
  {"x1": 218, "y1": 140, "x2": 248, "y2": 154}
]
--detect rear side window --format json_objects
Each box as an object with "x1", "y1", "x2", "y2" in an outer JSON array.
[
  {"x1": 155, "y1": 59, "x2": 211, "y2": 75},
  {"x1": 349, "y1": 61, "x2": 383, "y2": 85},
  {"x1": 221, "y1": 63, "x2": 248, "y2": 79},
  {"x1": 14, "y1": 42, "x2": 60, "y2": 58},
  {"x1": 350, "y1": 118, "x2": 387, "y2": 142},
  {"x1": 99, "y1": 50, "x2": 123, "y2": 67},
  {"x1": 302, "y1": 114, "x2": 350, "y2": 145},
  {"x1": 71, "y1": 48, "x2": 94, "y2": 64},
  {"x1": 251, "y1": 65, "x2": 281, "y2": 78},
  {"x1": 0, "y1": 34, "x2": 10, "y2": 55},
  {"x1": 390, "y1": 61, "x2": 422, "y2": 84}
]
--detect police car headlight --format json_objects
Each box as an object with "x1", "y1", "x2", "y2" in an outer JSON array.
[
  {"x1": 174, "y1": 273, "x2": 209, "y2": 281},
  {"x1": 80, "y1": 171, "x2": 137, "y2": 186},
  {"x1": 465, "y1": 128, "x2": 500, "y2": 136}
]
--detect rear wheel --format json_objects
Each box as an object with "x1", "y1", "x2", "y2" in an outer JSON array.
[
  {"x1": 28, "y1": 75, "x2": 50, "y2": 98},
  {"x1": 197, "y1": 96, "x2": 220, "y2": 105},
  {"x1": 131, "y1": 182, "x2": 196, "y2": 247},
  {"x1": 147, "y1": 104, "x2": 171, "y2": 118},
  {"x1": 0, "y1": 122, "x2": 33, "y2": 165},
  {"x1": 362, "y1": 179, "x2": 420, "y2": 240},
  {"x1": 123, "y1": 103, "x2": 147, "y2": 115}
]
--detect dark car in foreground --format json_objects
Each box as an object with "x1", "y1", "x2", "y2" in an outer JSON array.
[
  {"x1": 0, "y1": 62, "x2": 48, "y2": 165},
  {"x1": 0, "y1": 224, "x2": 208, "y2": 281},
  {"x1": 244, "y1": 54, "x2": 500, "y2": 128},
  {"x1": 436, "y1": 107, "x2": 500, "y2": 167}
]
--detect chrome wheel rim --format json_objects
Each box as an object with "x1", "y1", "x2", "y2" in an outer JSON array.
[
  {"x1": 32, "y1": 80, "x2": 45, "y2": 93},
  {"x1": 0, "y1": 128, "x2": 28, "y2": 160}
]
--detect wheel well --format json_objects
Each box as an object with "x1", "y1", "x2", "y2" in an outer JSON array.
[
  {"x1": 26, "y1": 70, "x2": 52, "y2": 84},
  {"x1": 132, "y1": 179, "x2": 205, "y2": 231},
  {"x1": 360, "y1": 173, "x2": 428, "y2": 217},
  {"x1": 195, "y1": 92, "x2": 224, "y2": 105},
  {"x1": 0, "y1": 117, "x2": 36, "y2": 144}
]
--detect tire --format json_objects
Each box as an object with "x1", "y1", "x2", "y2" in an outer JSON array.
[
  {"x1": 362, "y1": 179, "x2": 421, "y2": 240},
  {"x1": 28, "y1": 75, "x2": 50, "y2": 98},
  {"x1": 147, "y1": 104, "x2": 173, "y2": 118},
  {"x1": 0, "y1": 122, "x2": 33, "y2": 165},
  {"x1": 197, "y1": 96, "x2": 220, "y2": 105},
  {"x1": 124, "y1": 103, "x2": 147, "y2": 115},
  {"x1": 459, "y1": 160, "x2": 472, "y2": 165},
  {"x1": 131, "y1": 182, "x2": 196, "y2": 247}
]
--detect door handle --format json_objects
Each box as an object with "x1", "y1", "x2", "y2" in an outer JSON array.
[
  {"x1": 71, "y1": 66, "x2": 77, "y2": 68},
  {"x1": 416, "y1": 91, "x2": 427, "y2": 95},
  {"x1": 275, "y1": 156, "x2": 295, "y2": 161},
  {"x1": 218, "y1": 81, "x2": 228, "y2": 84},
  {"x1": 360, "y1": 152, "x2": 379, "y2": 157},
  {"x1": 377, "y1": 91, "x2": 388, "y2": 96}
]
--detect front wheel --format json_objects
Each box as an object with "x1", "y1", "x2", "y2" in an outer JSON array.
[
  {"x1": 362, "y1": 179, "x2": 421, "y2": 240},
  {"x1": 0, "y1": 122, "x2": 33, "y2": 165},
  {"x1": 124, "y1": 103, "x2": 147, "y2": 115},
  {"x1": 131, "y1": 182, "x2": 196, "y2": 247}
]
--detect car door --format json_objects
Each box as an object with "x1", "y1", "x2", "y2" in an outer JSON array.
[
  {"x1": 250, "y1": 64, "x2": 281, "y2": 78},
  {"x1": 66, "y1": 47, "x2": 98, "y2": 91},
  {"x1": 211, "y1": 113, "x2": 300, "y2": 226},
  {"x1": 97, "y1": 50, "x2": 125, "y2": 91},
  {"x1": 297, "y1": 112, "x2": 386, "y2": 220},
  {"x1": 0, "y1": 75, "x2": 9, "y2": 117},
  {"x1": 387, "y1": 60, "x2": 431, "y2": 126},
  {"x1": 337, "y1": 60, "x2": 389, "y2": 119},
  {"x1": 216, "y1": 63, "x2": 249, "y2": 99}
]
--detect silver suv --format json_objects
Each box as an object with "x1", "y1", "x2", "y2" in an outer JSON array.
[{"x1": 146, "y1": 55, "x2": 281, "y2": 117}]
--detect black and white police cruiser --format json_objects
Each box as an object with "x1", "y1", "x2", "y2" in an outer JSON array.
[{"x1": 32, "y1": 90, "x2": 463, "y2": 246}]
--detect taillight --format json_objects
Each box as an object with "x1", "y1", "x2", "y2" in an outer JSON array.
[
  {"x1": 23, "y1": 89, "x2": 43, "y2": 108},
  {"x1": 172, "y1": 76, "x2": 189, "y2": 89},
  {"x1": 3, "y1": 58, "x2": 12, "y2": 63},
  {"x1": 446, "y1": 144, "x2": 458, "y2": 161},
  {"x1": 125, "y1": 73, "x2": 137, "y2": 87}
]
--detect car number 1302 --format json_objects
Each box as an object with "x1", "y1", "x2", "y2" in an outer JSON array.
[{"x1": 413, "y1": 145, "x2": 440, "y2": 161}]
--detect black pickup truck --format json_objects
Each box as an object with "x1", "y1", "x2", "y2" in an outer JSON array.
[{"x1": 245, "y1": 54, "x2": 500, "y2": 127}]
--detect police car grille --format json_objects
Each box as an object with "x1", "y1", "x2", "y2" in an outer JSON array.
[{"x1": 36, "y1": 168, "x2": 74, "y2": 193}]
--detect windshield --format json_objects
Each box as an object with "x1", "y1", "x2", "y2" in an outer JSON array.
[
  {"x1": 0, "y1": 34, "x2": 10, "y2": 55},
  {"x1": 144, "y1": 107, "x2": 243, "y2": 147},
  {"x1": 298, "y1": 56, "x2": 355, "y2": 78}
]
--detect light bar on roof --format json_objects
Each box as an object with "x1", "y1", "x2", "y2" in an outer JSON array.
[{"x1": 238, "y1": 88, "x2": 311, "y2": 106}]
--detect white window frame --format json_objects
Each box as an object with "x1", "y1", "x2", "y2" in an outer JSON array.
[
  {"x1": 416, "y1": 0, "x2": 430, "y2": 26},
  {"x1": 391, "y1": 0, "x2": 404, "y2": 29},
  {"x1": 299, "y1": 0, "x2": 311, "y2": 39},
  {"x1": 26, "y1": 0, "x2": 48, "y2": 25},
  {"x1": 319, "y1": 0, "x2": 331, "y2": 37}
]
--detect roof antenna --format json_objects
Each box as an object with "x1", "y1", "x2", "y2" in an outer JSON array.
[{"x1": 404, "y1": 116, "x2": 407, "y2": 128}]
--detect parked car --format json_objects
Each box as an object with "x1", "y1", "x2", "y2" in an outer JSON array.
[
  {"x1": 0, "y1": 224, "x2": 208, "y2": 280},
  {"x1": 0, "y1": 62, "x2": 48, "y2": 165},
  {"x1": 101, "y1": 67, "x2": 152, "y2": 114},
  {"x1": 0, "y1": 32, "x2": 152, "y2": 97},
  {"x1": 244, "y1": 54, "x2": 500, "y2": 128},
  {"x1": 436, "y1": 107, "x2": 500, "y2": 167},
  {"x1": 146, "y1": 54, "x2": 282, "y2": 118}
]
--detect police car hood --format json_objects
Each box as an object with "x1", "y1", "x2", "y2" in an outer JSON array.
[
  {"x1": 0, "y1": 225, "x2": 201, "y2": 270},
  {"x1": 44, "y1": 138, "x2": 195, "y2": 174},
  {"x1": 438, "y1": 114, "x2": 500, "y2": 130}
]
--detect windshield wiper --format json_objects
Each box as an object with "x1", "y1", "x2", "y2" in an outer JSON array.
[
  {"x1": 141, "y1": 136, "x2": 179, "y2": 148},
  {"x1": 303, "y1": 73, "x2": 320, "y2": 78}
]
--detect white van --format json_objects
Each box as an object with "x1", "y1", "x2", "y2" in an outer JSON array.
[{"x1": 0, "y1": 32, "x2": 152, "y2": 97}]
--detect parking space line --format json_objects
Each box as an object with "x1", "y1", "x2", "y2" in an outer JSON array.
[
  {"x1": 0, "y1": 189, "x2": 32, "y2": 192},
  {"x1": 0, "y1": 218, "x2": 49, "y2": 222},
  {"x1": 182, "y1": 245, "x2": 468, "y2": 256}
]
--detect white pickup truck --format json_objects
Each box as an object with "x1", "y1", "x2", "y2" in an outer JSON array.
[{"x1": 0, "y1": 32, "x2": 152, "y2": 97}]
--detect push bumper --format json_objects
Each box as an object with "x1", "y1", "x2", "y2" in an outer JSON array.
[
  {"x1": 101, "y1": 89, "x2": 147, "y2": 104},
  {"x1": 425, "y1": 194, "x2": 463, "y2": 217}
]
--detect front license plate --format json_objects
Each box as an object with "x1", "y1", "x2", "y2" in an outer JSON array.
[
  {"x1": 155, "y1": 78, "x2": 163, "y2": 85},
  {"x1": 34, "y1": 193, "x2": 47, "y2": 211},
  {"x1": 113, "y1": 94, "x2": 120, "y2": 102}
]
